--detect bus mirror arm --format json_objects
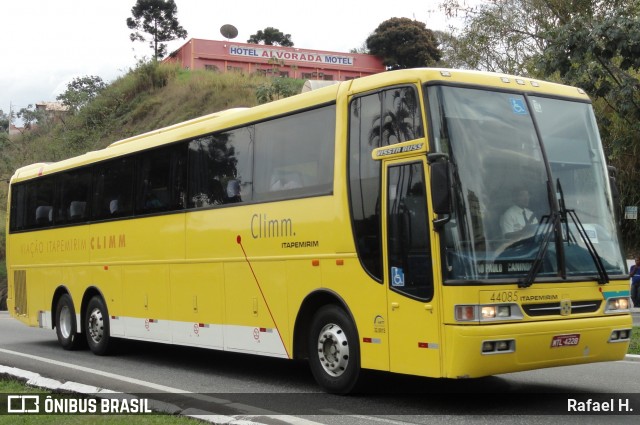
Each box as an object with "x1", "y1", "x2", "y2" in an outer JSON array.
[
  {"x1": 427, "y1": 152, "x2": 449, "y2": 164},
  {"x1": 433, "y1": 214, "x2": 451, "y2": 230}
]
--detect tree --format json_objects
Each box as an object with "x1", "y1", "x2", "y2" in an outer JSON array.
[
  {"x1": 0, "y1": 110, "x2": 9, "y2": 133},
  {"x1": 16, "y1": 105, "x2": 46, "y2": 131},
  {"x1": 248, "y1": 27, "x2": 294, "y2": 47},
  {"x1": 366, "y1": 18, "x2": 441, "y2": 70},
  {"x1": 256, "y1": 78, "x2": 302, "y2": 104},
  {"x1": 438, "y1": 0, "x2": 640, "y2": 251},
  {"x1": 126, "y1": 0, "x2": 188, "y2": 60},
  {"x1": 349, "y1": 42, "x2": 369, "y2": 54},
  {"x1": 438, "y1": 0, "x2": 557, "y2": 75},
  {"x1": 56, "y1": 76, "x2": 107, "y2": 113}
]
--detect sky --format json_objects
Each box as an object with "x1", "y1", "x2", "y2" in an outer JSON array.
[{"x1": 1, "y1": 0, "x2": 462, "y2": 125}]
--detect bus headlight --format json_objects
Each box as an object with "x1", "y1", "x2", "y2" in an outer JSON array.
[
  {"x1": 604, "y1": 297, "x2": 631, "y2": 313},
  {"x1": 481, "y1": 305, "x2": 512, "y2": 319},
  {"x1": 455, "y1": 304, "x2": 523, "y2": 322}
]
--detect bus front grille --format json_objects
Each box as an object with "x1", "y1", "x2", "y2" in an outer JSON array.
[
  {"x1": 522, "y1": 300, "x2": 602, "y2": 317},
  {"x1": 14, "y1": 270, "x2": 27, "y2": 316}
]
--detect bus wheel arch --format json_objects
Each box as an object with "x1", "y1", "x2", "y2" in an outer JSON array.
[
  {"x1": 52, "y1": 288, "x2": 86, "y2": 350},
  {"x1": 294, "y1": 290, "x2": 361, "y2": 393}
]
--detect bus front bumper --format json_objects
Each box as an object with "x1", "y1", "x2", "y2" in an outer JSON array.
[{"x1": 443, "y1": 314, "x2": 632, "y2": 378}]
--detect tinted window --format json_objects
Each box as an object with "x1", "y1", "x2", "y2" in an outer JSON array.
[
  {"x1": 387, "y1": 162, "x2": 433, "y2": 300},
  {"x1": 349, "y1": 86, "x2": 423, "y2": 281},
  {"x1": 188, "y1": 127, "x2": 254, "y2": 207},
  {"x1": 26, "y1": 178, "x2": 55, "y2": 229},
  {"x1": 135, "y1": 144, "x2": 187, "y2": 214},
  {"x1": 10, "y1": 184, "x2": 26, "y2": 232},
  {"x1": 93, "y1": 157, "x2": 135, "y2": 219},
  {"x1": 55, "y1": 169, "x2": 92, "y2": 224},
  {"x1": 253, "y1": 105, "x2": 335, "y2": 201}
]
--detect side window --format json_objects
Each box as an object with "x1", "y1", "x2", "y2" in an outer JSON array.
[
  {"x1": 253, "y1": 105, "x2": 335, "y2": 201},
  {"x1": 9, "y1": 184, "x2": 27, "y2": 232},
  {"x1": 25, "y1": 178, "x2": 55, "y2": 229},
  {"x1": 387, "y1": 162, "x2": 433, "y2": 300},
  {"x1": 55, "y1": 169, "x2": 92, "y2": 224},
  {"x1": 93, "y1": 157, "x2": 135, "y2": 219},
  {"x1": 380, "y1": 87, "x2": 423, "y2": 144},
  {"x1": 349, "y1": 94, "x2": 383, "y2": 280},
  {"x1": 187, "y1": 127, "x2": 254, "y2": 208},
  {"x1": 349, "y1": 86, "x2": 424, "y2": 282},
  {"x1": 136, "y1": 144, "x2": 187, "y2": 214}
]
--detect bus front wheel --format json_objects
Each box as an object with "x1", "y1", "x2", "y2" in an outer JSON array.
[
  {"x1": 55, "y1": 293, "x2": 86, "y2": 350},
  {"x1": 85, "y1": 296, "x2": 112, "y2": 355},
  {"x1": 308, "y1": 305, "x2": 361, "y2": 394}
]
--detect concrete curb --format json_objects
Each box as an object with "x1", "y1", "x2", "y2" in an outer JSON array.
[{"x1": 624, "y1": 354, "x2": 640, "y2": 362}]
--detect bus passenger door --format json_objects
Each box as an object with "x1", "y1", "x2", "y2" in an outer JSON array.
[{"x1": 383, "y1": 159, "x2": 442, "y2": 377}]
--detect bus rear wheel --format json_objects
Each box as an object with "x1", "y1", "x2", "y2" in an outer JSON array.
[
  {"x1": 85, "y1": 296, "x2": 112, "y2": 355},
  {"x1": 308, "y1": 305, "x2": 361, "y2": 394},
  {"x1": 55, "y1": 293, "x2": 86, "y2": 350}
]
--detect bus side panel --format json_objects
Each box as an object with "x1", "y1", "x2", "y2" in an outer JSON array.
[
  {"x1": 286, "y1": 258, "x2": 321, "y2": 349},
  {"x1": 92, "y1": 215, "x2": 184, "y2": 342},
  {"x1": 91, "y1": 215, "x2": 185, "y2": 264},
  {"x1": 26, "y1": 268, "x2": 59, "y2": 328},
  {"x1": 223, "y1": 261, "x2": 289, "y2": 358},
  {"x1": 169, "y1": 263, "x2": 225, "y2": 348},
  {"x1": 122, "y1": 264, "x2": 171, "y2": 341},
  {"x1": 8, "y1": 226, "x2": 91, "y2": 328},
  {"x1": 322, "y1": 260, "x2": 390, "y2": 372}
]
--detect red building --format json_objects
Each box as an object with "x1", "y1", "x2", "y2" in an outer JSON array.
[{"x1": 165, "y1": 38, "x2": 385, "y2": 80}]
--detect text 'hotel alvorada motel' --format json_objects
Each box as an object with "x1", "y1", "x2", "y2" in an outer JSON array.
[{"x1": 165, "y1": 38, "x2": 385, "y2": 81}]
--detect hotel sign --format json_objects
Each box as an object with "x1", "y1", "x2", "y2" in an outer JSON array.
[{"x1": 229, "y1": 45, "x2": 354, "y2": 66}]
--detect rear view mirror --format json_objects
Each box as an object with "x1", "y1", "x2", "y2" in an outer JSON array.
[{"x1": 430, "y1": 160, "x2": 451, "y2": 215}]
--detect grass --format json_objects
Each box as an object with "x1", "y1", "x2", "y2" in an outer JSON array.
[{"x1": 0, "y1": 379, "x2": 202, "y2": 424}]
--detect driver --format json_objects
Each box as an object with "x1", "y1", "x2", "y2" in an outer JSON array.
[{"x1": 500, "y1": 189, "x2": 538, "y2": 236}]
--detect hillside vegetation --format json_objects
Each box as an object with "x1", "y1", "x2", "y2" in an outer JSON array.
[{"x1": 0, "y1": 61, "x2": 304, "y2": 309}]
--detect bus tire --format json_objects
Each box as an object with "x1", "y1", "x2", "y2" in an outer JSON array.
[
  {"x1": 85, "y1": 296, "x2": 112, "y2": 355},
  {"x1": 308, "y1": 305, "x2": 361, "y2": 394},
  {"x1": 54, "y1": 293, "x2": 86, "y2": 350}
]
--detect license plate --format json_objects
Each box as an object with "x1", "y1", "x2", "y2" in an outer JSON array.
[{"x1": 550, "y1": 334, "x2": 580, "y2": 348}]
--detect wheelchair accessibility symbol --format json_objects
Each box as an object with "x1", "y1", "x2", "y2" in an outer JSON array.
[
  {"x1": 510, "y1": 98, "x2": 528, "y2": 115},
  {"x1": 391, "y1": 267, "x2": 405, "y2": 287}
]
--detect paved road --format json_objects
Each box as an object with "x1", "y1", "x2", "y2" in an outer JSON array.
[{"x1": 0, "y1": 311, "x2": 638, "y2": 424}]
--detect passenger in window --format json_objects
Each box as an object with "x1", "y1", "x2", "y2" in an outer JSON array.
[
  {"x1": 144, "y1": 191, "x2": 163, "y2": 209},
  {"x1": 270, "y1": 171, "x2": 303, "y2": 191},
  {"x1": 109, "y1": 200, "x2": 119, "y2": 214},
  {"x1": 500, "y1": 189, "x2": 538, "y2": 237}
]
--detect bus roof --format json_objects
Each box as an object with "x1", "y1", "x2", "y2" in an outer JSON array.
[{"x1": 10, "y1": 68, "x2": 590, "y2": 183}]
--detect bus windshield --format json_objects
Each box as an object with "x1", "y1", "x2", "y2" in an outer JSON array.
[{"x1": 427, "y1": 85, "x2": 626, "y2": 282}]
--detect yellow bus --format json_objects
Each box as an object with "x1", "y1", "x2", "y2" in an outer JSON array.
[{"x1": 6, "y1": 68, "x2": 633, "y2": 393}]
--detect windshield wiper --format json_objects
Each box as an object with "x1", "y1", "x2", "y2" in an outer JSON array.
[
  {"x1": 518, "y1": 179, "x2": 609, "y2": 287},
  {"x1": 519, "y1": 179, "x2": 559, "y2": 288},
  {"x1": 518, "y1": 212, "x2": 556, "y2": 288},
  {"x1": 556, "y1": 180, "x2": 609, "y2": 284}
]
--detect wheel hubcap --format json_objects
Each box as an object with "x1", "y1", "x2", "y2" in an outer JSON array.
[
  {"x1": 317, "y1": 323, "x2": 349, "y2": 377},
  {"x1": 59, "y1": 305, "x2": 72, "y2": 339},
  {"x1": 87, "y1": 308, "x2": 104, "y2": 344}
]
